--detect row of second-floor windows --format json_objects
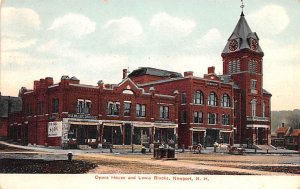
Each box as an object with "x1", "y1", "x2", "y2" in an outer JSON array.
[
  {"x1": 24, "y1": 98, "x2": 59, "y2": 115},
  {"x1": 250, "y1": 99, "x2": 268, "y2": 118},
  {"x1": 107, "y1": 102, "x2": 146, "y2": 117},
  {"x1": 159, "y1": 106, "x2": 169, "y2": 119},
  {"x1": 77, "y1": 99, "x2": 91, "y2": 114},
  {"x1": 207, "y1": 113, "x2": 231, "y2": 125},
  {"x1": 136, "y1": 104, "x2": 146, "y2": 117},
  {"x1": 181, "y1": 111, "x2": 230, "y2": 125},
  {"x1": 52, "y1": 98, "x2": 59, "y2": 113},
  {"x1": 190, "y1": 91, "x2": 231, "y2": 107}
]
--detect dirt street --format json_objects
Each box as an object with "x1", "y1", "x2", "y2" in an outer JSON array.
[{"x1": 0, "y1": 142, "x2": 299, "y2": 175}]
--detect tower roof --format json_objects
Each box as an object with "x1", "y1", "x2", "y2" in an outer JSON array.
[{"x1": 222, "y1": 12, "x2": 263, "y2": 54}]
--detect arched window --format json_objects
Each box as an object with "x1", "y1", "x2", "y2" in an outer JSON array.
[
  {"x1": 207, "y1": 92, "x2": 217, "y2": 106},
  {"x1": 251, "y1": 99, "x2": 256, "y2": 117},
  {"x1": 193, "y1": 91, "x2": 203, "y2": 104},
  {"x1": 221, "y1": 94, "x2": 230, "y2": 107}
]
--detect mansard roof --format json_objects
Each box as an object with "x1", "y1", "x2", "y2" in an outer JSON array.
[
  {"x1": 222, "y1": 12, "x2": 263, "y2": 54},
  {"x1": 128, "y1": 67, "x2": 183, "y2": 78}
]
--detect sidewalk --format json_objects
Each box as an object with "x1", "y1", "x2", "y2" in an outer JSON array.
[{"x1": 1, "y1": 140, "x2": 299, "y2": 156}]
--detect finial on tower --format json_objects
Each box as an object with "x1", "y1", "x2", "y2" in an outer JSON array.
[{"x1": 240, "y1": 0, "x2": 245, "y2": 16}]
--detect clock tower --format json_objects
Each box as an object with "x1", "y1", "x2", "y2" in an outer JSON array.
[{"x1": 221, "y1": 10, "x2": 272, "y2": 146}]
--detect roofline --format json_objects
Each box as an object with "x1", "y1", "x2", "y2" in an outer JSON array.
[
  {"x1": 69, "y1": 83, "x2": 98, "y2": 89},
  {"x1": 139, "y1": 75, "x2": 234, "y2": 88}
]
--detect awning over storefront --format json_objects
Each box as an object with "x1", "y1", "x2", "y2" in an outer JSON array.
[
  {"x1": 220, "y1": 130, "x2": 233, "y2": 133},
  {"x1": 102, "y1": 122, "x2": 122, "y2": 127},
  {"x1": 247, "y1": 124, "x2": 269, "y2": 128},
  {"x1": 153, "y1": 123, "x2": 178, "y2": 129},
  {"x1": 68, "y1": 121, "x2": 99, "y2": 126},
  {"x1": 132, "y1": 122, "x2": 153, "y2": 128},
  {"x1": 190, "y1": 128, "x2": 206, "y2": 132}
]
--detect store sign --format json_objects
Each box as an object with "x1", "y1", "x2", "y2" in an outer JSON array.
[
  {"x1": 48, "y1": 121, "x2": 62, "y2": 137},
  {"x1": 68, "y1": 114, "x2": 97, "y2": 120},
  {"x1": 62, "y1": 123, "x2": 70, "y2": 141}
]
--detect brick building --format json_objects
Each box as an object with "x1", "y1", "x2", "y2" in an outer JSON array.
[
  {"x1": 8, "y1": 11, "x2": 271, "y2": 149},
  {"x1": 16, "y1": 73, "x2": 178, "y2": 148},
  {"x1": 0, "y1": 94, "x2": 22, "y2": 140},
  {"x1": 128, "y1": 11, "x2": 272, "y2": 147}
]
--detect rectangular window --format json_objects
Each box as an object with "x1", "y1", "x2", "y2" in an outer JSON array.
[
  {"x1": 181, "y1": 92, "x2": 187, "y2": 104},
  {"x1": 136, "y1": 104, "x2": 146, "y2": 117},
  {"x1": 228, "y1": 61, "x2": 232, "y2": 73},
  {"x1": 37, "y1": 102, "x2": 43, "y2": 115},
  {"x1": 193, "y1": 111, "x2": 203, "y2": 123},
  {"x1": 26, "y1": 104, "x2": 32, "y2": 116},
  {"x1": 85, "y1": 100, "x2": 91, "y2": 114},
  {"x1": 207, "y1": 113, "x2": 217, "y2": 124},
  {"x1": 180, "y1": 111, "x2": 186, "y2": 123},
  {"x1": 52, "y1": 98, "x2": 59, "y2": 113},
  {"x1": 77, "y1": 99, "x2": 84, "y2": 113},
  {"x1": 250, "y1": 79, "x2": 257, "y2": 89},
  {"x1": 222, "y1": 114, "x2": 230, "y2": 125},
  {"x1": 159, "y1": 106, "x2": 169, "y2": 119},
  {"x1": 107, "y1": 102, "x2": 119, "y2": 116},
  {"x1": 237, "y1": 60, "x2": 240, "y2": 72},
  {"x1": 123, "y1": 102, "x2": 131, "y2": 116}
]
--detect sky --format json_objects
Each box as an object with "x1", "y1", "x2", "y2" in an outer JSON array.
[{"x1": 0, "y1": 0, "x2": 299, "y2": 111}]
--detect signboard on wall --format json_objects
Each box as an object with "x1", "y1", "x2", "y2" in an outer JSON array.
[{"x1": 48, "y1": 121, "x2": 62, "y2": 137}]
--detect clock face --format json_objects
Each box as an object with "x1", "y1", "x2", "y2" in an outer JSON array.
[
  {"x1": 250, "y1": 38, "x2": 258, "y2": 51},
  {"x1": 229, "y1": 39, "x2": 238, "y2": 51}
]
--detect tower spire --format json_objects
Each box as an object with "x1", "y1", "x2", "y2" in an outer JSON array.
[{"x1": 240, "y1": 0, "x2": 245, "y2": 16}]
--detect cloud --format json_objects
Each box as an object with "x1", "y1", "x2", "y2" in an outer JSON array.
[
  {"x1": 247, "y1": 4, "x2": 289, "y2": 36},
  {"x1": 103, "y1": 17, "x2": 143, "y2": 45},
  {"x1": 1, "y1": 7, "x2": 40, "y2": 51},
  {"x1": 2, "y1": 38, "x2": 37, "y2": 51},
  {"x1": 2, "y1": 7, "x2": 41, "y2": 37},
  {"x1": 49, "y1": 13, "x2": 96, "y2": 38},
  {"x1": 37, "y1": 39, "x2": 71, "y2": 56},
  {"x1": 149, "y1": 12, "x2": 196, "y2": 38},
  {"x1": 196, "y1": 28, "x2": 222, "y2": 49}
]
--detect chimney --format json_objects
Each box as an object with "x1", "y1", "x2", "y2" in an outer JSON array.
[
  {"x1": 33, "y1": 80, "x2": 40, "y2": 91},
  {"x1": 184, "y1": 71, "x2": 193, "y2": 77},
  {"x1": 122, "y1": 69, "x2": 128, "y2": 79},
  {"x1": 97, "y1": 80, "x2": 104, "y2": 88},
  {"x1": 45, "y1": 77, "x2": 54, "y2": 86},
  {"x1": 208, "y1": 66, "x2": 215, "y2": 74}
]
